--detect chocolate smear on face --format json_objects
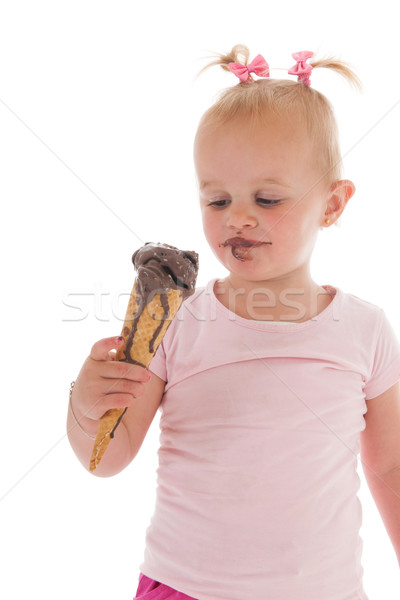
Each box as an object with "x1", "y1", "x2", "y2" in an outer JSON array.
[
  {"x1": 219, "y1": 238, "x2": 272, "y2": 262},
  {"x1": 231, "y1": 246, "x2": 248, "y2": 261}
]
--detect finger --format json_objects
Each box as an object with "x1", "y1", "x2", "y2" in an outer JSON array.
[
  {"x1": 107, "y1": 349, "x2": 118, "y2": 361},
  {"x1": 90, "y1": 393, "x2": 136, "y2": 420},
  {"x1": 90, "y1": 336, "x2": 124, "y2": 361},
  {"x1": 98, "y1": 361, "x2": 150, "y2": 383},
  {"x1": 102, "y1": 379, "x2": 145, "y2": 398}
]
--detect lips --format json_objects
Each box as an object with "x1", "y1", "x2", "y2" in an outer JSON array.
[
  {"x1": 219, "y1": 237, "x2": 272, "y2": 261},
  {"x1": 220, "y1": 237, "x2": 272, "y2": 248}
]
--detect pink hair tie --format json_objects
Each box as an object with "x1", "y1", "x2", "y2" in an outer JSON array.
[
  {"x1": 229, "y1": 54, "x2": 270, "y2": 83},
  {"x1": 288, "y1": 51, "x2": 314, "y2": 86}
]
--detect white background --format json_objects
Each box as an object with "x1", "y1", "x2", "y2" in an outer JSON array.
[{"x1": 0, "y1": 1, "x2": 399, "y2": 599}]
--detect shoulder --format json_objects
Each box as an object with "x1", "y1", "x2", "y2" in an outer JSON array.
[
  {"x1": 335, "y1": 288, "x2": 386, "y2": 332},
  {"x1": 336, "y1": 289, "x2": 400, "y2": 398},
  {"x1": 338, "y1": 290, "x2": 400, "y2": 346},
  {"x1": 339, "y1": 288, "x2": 384, "y2": 315},
  {"x1": 325, "y1": 288, "x2": 399, "y2": 371},
  {"x1": 160, "y1": 281, "x2": 215, "y2": 347},
  {"x1": 174, "y1": 280, "x2": 216, "y2": 326}
]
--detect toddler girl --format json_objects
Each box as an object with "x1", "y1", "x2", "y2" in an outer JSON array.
[{"x1": 68, "y1": 45, "x2": 400, "y2": 600}]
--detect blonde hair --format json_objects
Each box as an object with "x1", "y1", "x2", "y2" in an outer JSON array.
[{"x1": 196, "y1": 45, "x2": 361, "y2": 185}]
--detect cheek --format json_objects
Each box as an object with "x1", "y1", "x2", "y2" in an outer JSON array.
[
  {"x1": 270, "y1": 198, "x2": 322, "y2": 239},
  {"x1": 266, "y1": 211, "x2": 297, "y2": 242},
  {"x1": 268, "y1": 212, "x2": 315, "y2": 257},
  {"x1": 201, "y1": 209, "x2": 220, "y2": 241}
]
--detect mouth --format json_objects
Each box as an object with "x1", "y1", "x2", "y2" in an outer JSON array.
[{"x1": 219, "y1": 237, "x2": 272, "y2": 261}]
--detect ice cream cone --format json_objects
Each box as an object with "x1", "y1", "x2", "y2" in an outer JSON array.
[{"x1": 89, "y1": 243, "x2": 198, "y2": 472}]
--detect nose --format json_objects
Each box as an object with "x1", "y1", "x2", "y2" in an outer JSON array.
[{"x1": 226, "y1": 203, "x2": 258, "y2": 230}]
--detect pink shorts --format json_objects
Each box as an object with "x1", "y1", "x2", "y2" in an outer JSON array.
[{"x1": 134, "y1": 574, "x2": 198, "y2": 600}]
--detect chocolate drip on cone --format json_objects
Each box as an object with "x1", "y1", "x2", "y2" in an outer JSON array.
[{"x1": 123, "y1": 243, "x2": 199, "y2": 363}]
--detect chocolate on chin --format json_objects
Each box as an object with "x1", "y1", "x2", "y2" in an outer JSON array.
[{"x1": 89, "y1": 243, "x2": 199, "y2": 473}]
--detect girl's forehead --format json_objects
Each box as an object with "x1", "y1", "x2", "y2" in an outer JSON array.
[
  {"x1": 195, "y1": 115, "x2": 310, "y2": 151},
  {"x1": 193, "y1": 117, "x2": 323, "y2": 188},
  {"x1": 194, "y1": 117, "x2": 313, "y2": 167}
]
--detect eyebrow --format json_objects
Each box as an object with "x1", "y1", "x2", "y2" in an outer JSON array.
[{"x1": 200, "y1": 178, "x2": 292, "y2": 190}]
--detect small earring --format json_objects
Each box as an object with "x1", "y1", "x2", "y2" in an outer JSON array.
[{"x1": 324, "y1": 218, "x2": 330, "y2": 225}]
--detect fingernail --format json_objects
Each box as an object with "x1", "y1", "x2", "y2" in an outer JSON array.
[{"x1": 116, "y1": 336, "x2": 124, "y2": 345}]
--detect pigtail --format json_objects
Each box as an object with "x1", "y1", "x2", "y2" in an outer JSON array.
[
  {"x1": 310, "y1": 57, "x2": 362, "y2": 91},
  {"x1": 197, "y1": 46, "x2": 362, "y2": 92},
  {"x1": 197, "y1": 44, "x2": 250, "y2": 77}
]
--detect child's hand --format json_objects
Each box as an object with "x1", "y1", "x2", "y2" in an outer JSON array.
[{"x1": 71, "y1": 336, "x2": 150, "y2": 423}]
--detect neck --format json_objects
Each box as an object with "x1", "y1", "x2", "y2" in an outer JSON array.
[{"x1": 215, "y1": 273, "x2": 332, "y2": 323}]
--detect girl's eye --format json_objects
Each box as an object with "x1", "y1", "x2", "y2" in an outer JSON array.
[
  {"x1": 256, "y1": 198, "x2": 281, "y2": 207},
  {"x1": 208, "y1": 199, "x2": 230, "y2": 208}
]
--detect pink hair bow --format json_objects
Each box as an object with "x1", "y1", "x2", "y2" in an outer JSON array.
[
  {"x1": 288, "y1": 51, "x2": 314, "y2": 86},
  {"x1": 229, "y1": 54, "x2": 270, "y2": 82}
]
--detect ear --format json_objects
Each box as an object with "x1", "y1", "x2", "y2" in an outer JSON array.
[{"x1": 322, "y1": 179, "x2": 356, "y2": 226}]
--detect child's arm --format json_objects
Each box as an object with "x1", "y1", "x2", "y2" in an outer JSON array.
[
  {"x1": 360, "y1": 381, "x2": 400, "y2": 565},
  {"x1": 67, "y1": 336, "x2": 165, "y2": 477}
]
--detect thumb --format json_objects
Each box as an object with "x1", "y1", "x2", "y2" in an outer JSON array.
[{"x1": 90, "y1": 336, "x2": 125, "y2": 361}]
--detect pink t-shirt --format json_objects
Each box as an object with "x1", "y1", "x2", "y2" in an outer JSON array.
[{"x1": 141, "y1": 279, "x2": 400, "y2": 600}]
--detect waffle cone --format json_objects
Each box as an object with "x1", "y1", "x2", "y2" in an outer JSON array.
[{"x1": 89, "y1": 284, "x2": 183, "y2": 472}]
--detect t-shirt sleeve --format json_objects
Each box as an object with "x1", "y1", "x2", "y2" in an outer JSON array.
[
  {"x1": 148, "y1": 339, "x2": 167, "y2": 382},
  {"x1": 147, "y1": 304, "x2": 183, "y2": 384},
  {"x1": 364, "y1": 309, "x2": 400, "y2": 400}
]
